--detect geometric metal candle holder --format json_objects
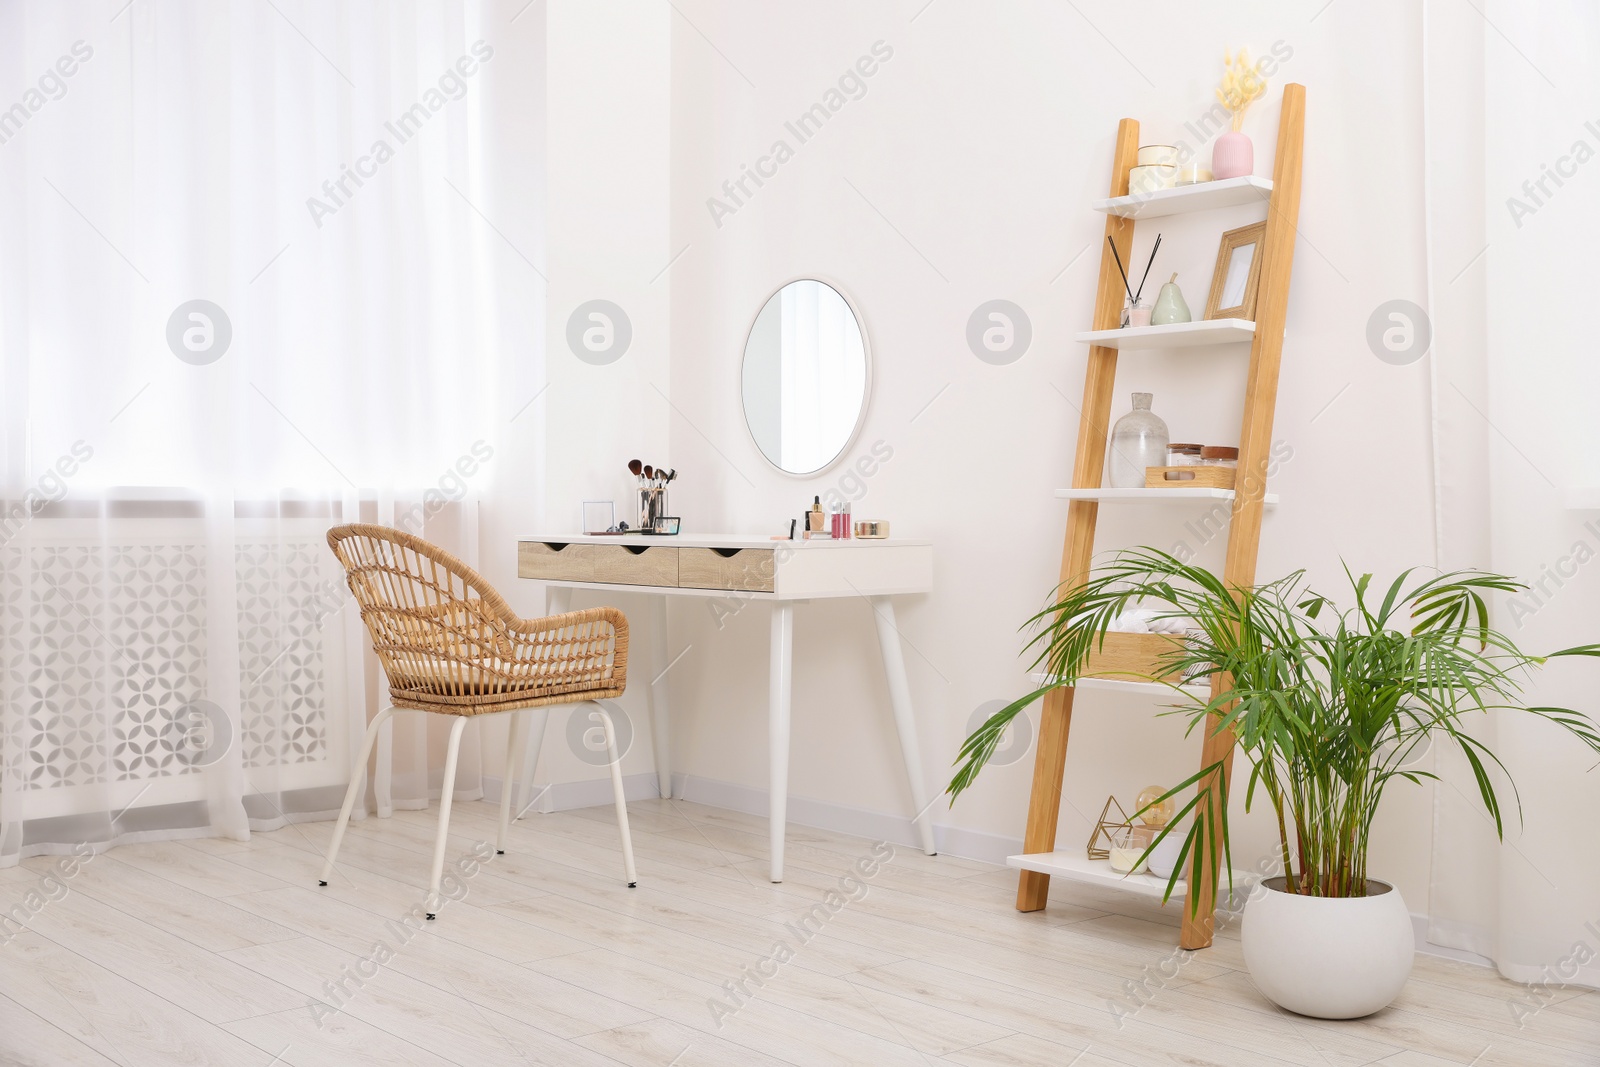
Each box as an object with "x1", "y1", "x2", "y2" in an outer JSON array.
[{"x1": 1087, "y1": 795, "x2": 1135, "y2": 861}]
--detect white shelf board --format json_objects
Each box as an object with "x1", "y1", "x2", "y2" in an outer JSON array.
[
  {"x1": 1074, "y1": 319, "x2": 1255, "y2": 350},
  {"x1": 1056, "y1": 487, "x2": 1279, "y2": 506},
  {"x1": 1093, "y1": 175, "x2": 1273, "y2": 219},
  {"x1": 1006, "y1": 851, "x2": 1257, "y2": 899}
]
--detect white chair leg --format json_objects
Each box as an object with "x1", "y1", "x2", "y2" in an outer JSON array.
[
  {"x1": 590, "y1": 702, "x2": 638, "y2": 888},
  {"x1": 427, "y1": 716, "x2": 470, "y2": 919},
  {"x1": 320, "y1": 705, "x2": 396, "y2": 886},
  {"x1": 497, "y1": 708, "x2": 529, "y2": 854}
]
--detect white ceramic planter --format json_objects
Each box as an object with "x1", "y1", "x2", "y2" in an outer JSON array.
[{"x1": 1241, "y1": 877, "x2": 1414, "y2": 1019}]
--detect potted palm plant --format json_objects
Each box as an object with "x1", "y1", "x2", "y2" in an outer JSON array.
[{"x1": 950, "y1": 548, "x2": 1600, "y2": 1019}]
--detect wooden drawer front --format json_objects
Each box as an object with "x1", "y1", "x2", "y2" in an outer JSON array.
[
  {"x1": 517, "y1": 541, "x2": 596, "y2": 582},
  {"x1": 678, "y1": 548, "x2": 776, "y2": 592},
  {"x1": 589, "y1": 545, "x2": 678, "y2": 587}
]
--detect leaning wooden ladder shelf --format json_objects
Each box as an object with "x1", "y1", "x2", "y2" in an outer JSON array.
[{"x1": 1009, "y1": 84, "x2": 1305, "y2": 950}]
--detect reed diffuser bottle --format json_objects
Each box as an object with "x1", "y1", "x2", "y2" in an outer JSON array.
[{"x1": 1106, "y1": 392, "x2": 1169, "y2": 488}]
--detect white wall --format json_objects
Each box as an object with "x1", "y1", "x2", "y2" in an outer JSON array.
[
  {"x1": 477, "y1": 0, "x2": 675, "y2": 793},
  {"x1": 514, "y1": 5, "x2": 1600, "y2": 951},
  {"x1": 658, "y1": 0, "x2": 1442, "y2": 905}
]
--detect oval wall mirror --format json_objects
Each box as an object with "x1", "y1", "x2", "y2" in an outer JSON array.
[{"x1": 740, "y1": 278, "x2": 870, "y2": 477}]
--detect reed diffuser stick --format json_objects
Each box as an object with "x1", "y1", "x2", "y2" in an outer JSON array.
[
  {"x1": 1106, "y1": 235, "x2": 1135, "y2": 304},
  {"x1": 1133, "y1": 234, "x2": 1162, "y2": 304}
]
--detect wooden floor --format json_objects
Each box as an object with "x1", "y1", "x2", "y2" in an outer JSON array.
[{"x1": 0, "y1": 797, "x2": 1593, "y2": 1066}]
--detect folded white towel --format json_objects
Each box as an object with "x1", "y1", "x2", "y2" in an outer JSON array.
[{"x1": 1108, "y1": 607, "x2": 1192, "y2": 635}]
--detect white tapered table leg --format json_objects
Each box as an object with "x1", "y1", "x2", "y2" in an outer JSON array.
[
  {"x1": 769, "y1": 602, "x2": 794, "y2": 882},
  {"x1": 869, "y1": 596, "x2": 937, "y2": 856},
  {"x1": 514, "y1": 585, "x2": 572, "y2": 818},
  {"x1": 648, "y1": 595, "x2": 673, "y2": 799}
]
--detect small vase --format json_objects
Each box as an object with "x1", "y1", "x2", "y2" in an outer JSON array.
[
  {"x1": 1105, "y1": 392, "x2": 1169, "y2": 489},
  {"x1": 1212, "y1": 131, "x2": 1254, "y2": 180},
  {"x1": 1150, "y1": 281, "x2": 1191, "y2": 325}
]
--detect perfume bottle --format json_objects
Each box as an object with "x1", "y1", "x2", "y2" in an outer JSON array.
[{"x1": 1105, "y1": 392, "x2": 1170, "y2": 489}]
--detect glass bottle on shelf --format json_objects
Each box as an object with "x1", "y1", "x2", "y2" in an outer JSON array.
[{"x1": 1105, "y1": 392, "x2": 1170, "y2": 489}]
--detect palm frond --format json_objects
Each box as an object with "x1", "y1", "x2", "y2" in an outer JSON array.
[{"x1": 946, "y1": 550, "x2": 1600, "y2": 898}]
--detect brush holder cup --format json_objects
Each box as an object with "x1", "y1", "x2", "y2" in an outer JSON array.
[{"x1": 638, "y1": 487, "x2": 668, "y2": 532}]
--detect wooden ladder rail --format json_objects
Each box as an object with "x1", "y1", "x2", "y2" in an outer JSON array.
[
  {"x1": 1014, "y1": 86, "x2": 1306, "y2": 949},
  {"x1": 1015, "y1": 117, "x2": 1139, "y2": 912},
  {"x1": 1181, "y1": 82, "x2": 1304, "y2": 949}
]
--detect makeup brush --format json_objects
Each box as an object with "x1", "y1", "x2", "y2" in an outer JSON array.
[
  {"x1": 628, "y1": 459, "x2": 643, "y2": 483},
  {"x1": 643, "y1": 465, "x2": 654, "y2": 483},
  {"x1": 1106, "y1": 235, "x2": 1135, "y2": 304},
  {"x1": 1133, "y1": 233, "x2": 1163, "y2": 305}
]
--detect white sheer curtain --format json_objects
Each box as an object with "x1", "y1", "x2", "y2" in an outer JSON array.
[
  {"x1": 0, "y1": 0, "x2": 532, "y2": 864},
  {"x1": 1424, "y1": 0, "x2": 1600, "y2": 988}
]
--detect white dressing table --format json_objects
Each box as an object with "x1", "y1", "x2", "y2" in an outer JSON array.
[{"x1": 516, "y1": 533, "x2": 936, "y2": 880}]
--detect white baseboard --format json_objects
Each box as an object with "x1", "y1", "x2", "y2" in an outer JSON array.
[
  {"x1": 669, "y1": 772, "x2": 1026, "y2": 866},
  {"x1": 1414, "y1": 914, "x2": 1496, "y2": 967},
  {"x1": 480, "y1": 771, "x2": 661, "y2": 814},
  {"x1": 487, "y1": 769, "x2": 1490, "y2": 968}
]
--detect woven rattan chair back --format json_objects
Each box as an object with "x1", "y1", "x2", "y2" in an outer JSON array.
[{"x1": 326, "y1": 523, "x2": 627, "y2": 714}]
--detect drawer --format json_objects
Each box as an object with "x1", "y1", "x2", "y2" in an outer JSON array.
[
  {"x1": 678, "y1": 547, "x2": 776, "y2": 592},
  {"x1": 517, "y1": 541, "x2": 596, "y2": 582},
  {"x1": 589, "y1": 544, "x2": 679, "y2": 587}
]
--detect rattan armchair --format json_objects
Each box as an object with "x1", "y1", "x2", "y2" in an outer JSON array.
[{"x1": 322, "y1": 524, "x2": 637, "y2": 917}]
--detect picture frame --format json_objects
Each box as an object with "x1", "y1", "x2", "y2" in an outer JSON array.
[
  {"x1": 1204, "y1": 221, "x2": 1267, "y2": 321},
  {"x1": 582, "y1": 499, "x2": 616, "y2": 535}
]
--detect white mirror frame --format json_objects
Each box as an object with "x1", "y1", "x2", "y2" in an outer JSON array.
[{"x1": 739, "y1": 275, "x2": 873, "y2": 480}]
